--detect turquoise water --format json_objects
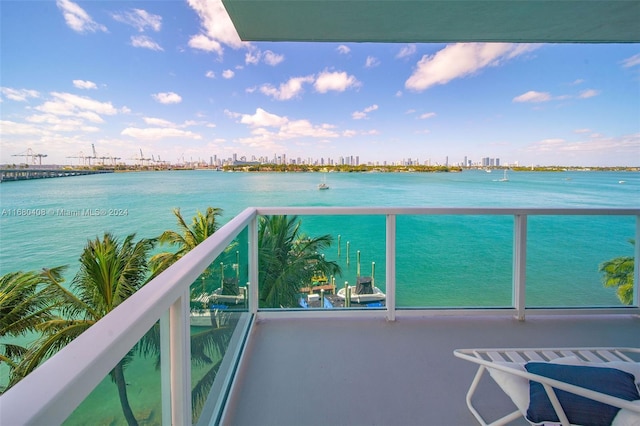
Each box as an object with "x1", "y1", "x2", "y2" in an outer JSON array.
[
  {"x1": 1, "y1": 169, "x2": 638, "y2": 424},
  {"x1": 0, "y1": 169, "x2": 638, "y2": 307}
]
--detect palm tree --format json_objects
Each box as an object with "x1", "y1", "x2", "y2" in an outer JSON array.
[
  {"x1": 16, "y1": 233, "x2": 155, "y2": 426},
  {"x1": 599, "y1": 240, "x2": 635, "y2": 305},
  {"x1": 258, "y1": 215, "x2": 341, "y2": 308},
  {"x1": 0, "y1": 267, "x2": 66, "y2": 392},
  {"x1": 150, "y1": 207, "x2": 224, "y2": 277},
  {"x1": 149, "y1": 206, "x2": 239, "y2": 421}
]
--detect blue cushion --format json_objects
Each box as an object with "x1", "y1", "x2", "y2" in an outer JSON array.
[{"x1": 525, "y1": 362, "x2": 640, "y2": 426}]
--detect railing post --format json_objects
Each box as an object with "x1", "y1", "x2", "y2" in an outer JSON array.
[
  {"x1": 160, "y1": 311, "x2": 171, "y2": 426},
  {"x1": 249, "y1": 215, "x2": 259, "y2": 314},
  {"x1": 513, "y1": 214, "x2": 527, "y2": 321},
  {"x1": 169, "y1": 289, "x2": 192, "y2": 425},
  {"x1": 386, "y1": 214, "x2": 397, "y2": 321},
  {"x1": 634, "y1": 215, "x2": 640, "y2": 307}
]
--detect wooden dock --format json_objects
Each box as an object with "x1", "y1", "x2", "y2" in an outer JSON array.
[{"x1": 0, "y1": 168, "x2": 113, "y2": 182}]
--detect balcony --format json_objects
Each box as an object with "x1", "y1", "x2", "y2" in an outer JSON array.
[{"x1": 1, "y1": 207, "x2": 638, "y2": 425}]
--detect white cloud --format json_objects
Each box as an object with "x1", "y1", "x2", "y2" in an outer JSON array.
[
  {"x1": 222, "y1": 69, "x2": 235, "y2": 79},
  {"x1": 1, "y1": 87, "x2": 40, "y2": 102},
  {"x1": 112, "y1": 8, "x2": 162, "y2": 32},
  {"x1": 245, "y1": 48, "x2": 261, "y2": 65},
  {"x1": 578, "y1": 89, "x2": 600, "y2": 99},
  {"x1": 26, "y1": 113, "x2": 99, "y2": 131},
  {"x1": 396, "y1": 44, "x2": 416, "y2": 59},
  {"x1": 36, "y1": 92, "x2": 119, "y2": 121},
  {"x1": 418, "y1": 112, "x2": 436, "y2": 119},
  {"x1": 405, "y1": 43, "x2": 539, "y2": 92},
  {"x1": 188, "y1": 34, "x2": 223, "y2": 55},
  {"x1": 131, "y1": 35, "x2": 163, "y2": 51},
  {"x1": 152, "y1": 92, "x2": 182, "y2": 104},
  {"x1": 246, "y1": 49, "x2": 284, "y2": 66},
  {"x1": 263, "y1": 50, "x2": 284, "y2": 66},
  {"x1": 314, "y1": 70, "x2": 360, "y2": 93},
  {"x1": 352, "y1": 104, "x2": 378, "y2": 120},
  {"x1": 259, "y1": 76, "x2": 314, "y2": 101},
  {"x1": 621, "y1": 53, "x2": 640, "y2": 68},
  {"x1": 0, "y1": 120, "x2": 48, "y2": 136},
  {"x1": 143, "y1": 117, "x2": 176, "y2": 127},
  {"x1": 365, "y1": 56, "x2": 380, "y2": 68},
  {"x1": 205, "y1": 70, "x2": 215, "y2": 78},
  {"x1": 187, "y1": 0, "x2": 243, "y2": 57},
  {"x1": 121, "y1": 127, "x2": 202, "y2": 140},
  {"x1": 56, "y1": 0, "x2": 107, "y2": 33},
  {"x1": 258, "y1": 70, "x2": 360, "y2": 101},
  {"x1": 513, "y1": 91, "x2": 552, "y2": 103},
  {"x1": 527, "y1": 133, "x2": 640, "y2": 155},
  {"x1": 73, "y1": 80, "x2": 97, "y2": 90},
  {"x1": 336, "y1": 45, "x2": 350, "y2": 54},
  {"x1": 571, "y1": 79, "x2": 585, "y2": 85},
  {"x1": 229, "y1": 108, "x2": 288, "y2": 128},
  {"x1": 227, "y1": 108, "x2": 340, "y2": 150}
]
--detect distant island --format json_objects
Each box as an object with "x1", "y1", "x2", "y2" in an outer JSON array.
[{"x1": 2, "y1": 164, "x2": 638, "y2": 174}]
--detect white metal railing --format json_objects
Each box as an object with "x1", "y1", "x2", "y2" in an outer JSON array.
[{"x1": 0, "y1": 207, "x2": 638, "y2": 425}]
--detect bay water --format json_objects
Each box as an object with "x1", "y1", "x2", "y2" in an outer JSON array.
[
  {"x1": 1, "y1": 169, "x2": 638, "y2": 424},
  {"x1": 1, "y1": 169, "x2": 638, "y2": 306}
]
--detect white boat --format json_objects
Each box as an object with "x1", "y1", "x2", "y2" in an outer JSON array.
[
  {"x1": 498, "y1": 170, "x2": 509, "y2": 182},
  {"x1": 210, "y1": 286, "x2": 247, "y2": 304},
  {"x1": 318, "y1": 174, "x2": 329, "y2": 190},
  {"x1": 336, "y1": 285, "x2": 386, "y2": 303},
  {"x1": 336, "y1": 276, "x2": 385, "y2": 303}
]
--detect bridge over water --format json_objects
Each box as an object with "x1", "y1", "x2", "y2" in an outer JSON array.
[{"x1": 0, "y1": 168, "x2": 114, "y2": 182}]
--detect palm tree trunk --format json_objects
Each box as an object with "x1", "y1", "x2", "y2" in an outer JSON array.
[{"x1": 113, "y1": 361, "x2": 139, "y2": 426}]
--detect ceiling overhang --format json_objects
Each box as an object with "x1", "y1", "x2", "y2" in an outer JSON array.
[{"x1": 221, "y1": 0, "x2": 640, "y2": 43}]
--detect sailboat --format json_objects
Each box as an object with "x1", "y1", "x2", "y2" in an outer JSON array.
[
  {"x1": 318, "y1": 174, "x2": 329, "y2": 190},
  {"x1": 498, "y1": 169, "x2": 509, "y2": 182}
]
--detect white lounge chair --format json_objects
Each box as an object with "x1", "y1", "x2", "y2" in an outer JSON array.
[{"x1": 454, "y1": 347, "x2": 640, "y2": 426}]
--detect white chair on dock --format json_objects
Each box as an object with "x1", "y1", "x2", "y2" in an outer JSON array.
[{"x1": 454, "y1": 347, "x2": 640, "y2": 426}]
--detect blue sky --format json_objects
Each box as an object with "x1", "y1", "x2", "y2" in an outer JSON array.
[{"x1": 1, "y1": 0, "x2": 639, "y2": 167}]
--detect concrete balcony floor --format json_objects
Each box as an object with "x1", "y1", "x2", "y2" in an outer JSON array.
[{"x1": 221, "y1": 313, "x2": 639, "y2": 426}]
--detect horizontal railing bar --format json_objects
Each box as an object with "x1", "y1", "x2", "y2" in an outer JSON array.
[
  {"x1": 256, "y1": 207, "x2": 640, "y2": 216},
  {"x1": 0, "y1": 207, "x2": 258, "y2": 425}
]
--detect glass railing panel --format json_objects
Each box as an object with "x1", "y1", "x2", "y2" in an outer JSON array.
[
  {"x1": 396, "y1": 215, "x2": 513, "y2": 308},
  {"x1": 190, "y1": 229, "x2": 249, "y2": 423},
  {"x1": 257, "y1": 214, "x2": 386, "y2": 309},
  {"x1": 527, "y1": 215, "x2": 635, "y2": 307},
  {"x1": 63, "y1": 322, "x2": 162, "y2": 426}
]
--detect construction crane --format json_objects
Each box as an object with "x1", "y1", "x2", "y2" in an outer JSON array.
[
  {"x1": 66, "y1": 151, "x2": 87, "y2": 166},
  {"x1": 139, "y1": 149, "x2": 152, "y2": 166},
  {"x1": 12, "y1": 148, "x2": 47, "y2": 165},
  {"x1": 101, "y1": 154, "x2": 121, "y2": 166}
]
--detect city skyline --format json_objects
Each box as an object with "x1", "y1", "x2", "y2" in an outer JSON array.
[{"x1": 1, "y1": 1, "x2": 639, "y2": 167}]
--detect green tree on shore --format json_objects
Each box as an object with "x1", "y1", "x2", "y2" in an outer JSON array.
[
  {"x1": 0, "y1": 267, "x2": 66, "y2": 392},
  {"x1": 258, "y1": 215, "x2": 341, "y2": 308},
  {"x1": 14, "y1": 233, "x2": 155, "y2": 426},
  {"x1": 599, "y1": 240, "x2": 635, "y2": 305}
]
